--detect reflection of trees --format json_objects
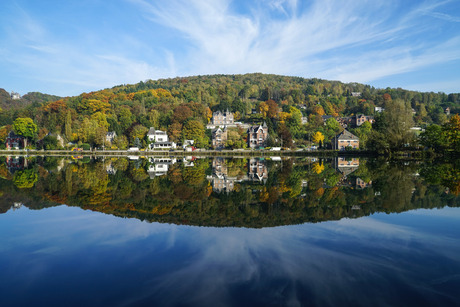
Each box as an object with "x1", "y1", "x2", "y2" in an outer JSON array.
[
  {"x1": 1, "y1": 157, "x2": 458, "y2": 227},
  {"x1": 420, "y1": 160, "x2": 460, "y2": 196},
  {"x1": 13, "y1": 169, "x2": 38, "y2": 189}
]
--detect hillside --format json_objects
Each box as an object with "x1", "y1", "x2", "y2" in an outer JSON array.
[
  {"x1": 0, "y1": 88, "x2": 61, "y2": 111},
  {"x1": 0, "y1": 73, "x2": 459, "y2": 151}
]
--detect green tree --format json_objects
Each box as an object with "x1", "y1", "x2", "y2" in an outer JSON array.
[
  {"x1": 13, "y1": 117, "x2": 38, "y2": 139},
  {"x1": 379, "y1": 99, "x2": 415, "y2": 149},
  {"x1": 419, "y1": 124, "x2": 447, "y2": 151},
  {"x1": 65, "y1": 110, "x2": 72, "y2": 141}
]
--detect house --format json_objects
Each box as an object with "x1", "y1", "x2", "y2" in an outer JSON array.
[
  {"x1": 10, "y1": 91, "x2": 21, "y2": 100},
  {"x1": 247, "y1": 122, "x2": 268, "y2": 148},
  {"x1": 5, "y1": 131, "x2": 27, "y2": 150},
  {"x1": 147, "y1": 127, "x2": 169, "y2": 143},
  {"x1": 375, "y1": 107, "x2": 384, "y2": 113},
  {"x1": 211, "y1": 126, "x2": 227, "y2": 149},
  {"x1": 149, "y1": 142, "x2": 176, "y2": 150},
  {"x1": 212, "y1": 110, "x2": 234, "y2": 126},
  {"x1": 351, "y1": 92, "x2": 361, "y2": 97},
  {"x1": 106, "y1": 131, "x2": 117, "y2": 144},
  {"x1": 445, "y1": 107, "x2": 450, "y2": 115},
  {"x1": 332, "y1": 130, "x2": 359, "y2": 150},
  {"x1": 355, "y1": 114, "x2": 374, "y2": 127},
  {"x1": 182, "y1": 139, "x2": 194, "y2": 149},
  {"x1": 337, "y1": 117, "x2": 352, "y2": 128}
]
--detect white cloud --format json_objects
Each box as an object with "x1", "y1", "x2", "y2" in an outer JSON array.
[{"x1": 133, "y1": 0, "x2": 460, "y2": 90}]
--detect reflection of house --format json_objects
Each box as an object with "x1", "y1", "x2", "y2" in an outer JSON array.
[
  {"x1": 332, "y1": 130, "x2": 359, "y2": 150},
  {"x1": 6, "y1": 156, "x2": 28, "y2": 173},
  {"x1": 211, "y1": 127, "x2": 227, "y2": 149},
  {"x1": 106, "y1": 163, "x2": 117, "y2": 175},
  {"x1": 248, "y1": 158, "x2": 268, "y2": 182},
  {"x1": 248, "y1": 122, "x2": 268, "y2": 148},
  {"x1": 207, "y1": 158, "x2": 235, "y2": 193},
  {"x1": 212, "y1": 110, "x2": 234, "y2": 126},
  {"x1": 212, "y1": 157, "x2": 228, "y2": 176},
  {"x1": 356, "y1": 178, "x2": 372, "y2": 189},
  {"x1": 333, "y1": 157, "x2": 359, "y2": 177},
  {"x1": 147, "y1": 157, "x2": 177, "y2": 179},
  {"x1": 6, "y1": 131, "x2": 27, "y2": 150},
  {"x1": 106, "y1": 131, "x2": 117, "y2": 144}
]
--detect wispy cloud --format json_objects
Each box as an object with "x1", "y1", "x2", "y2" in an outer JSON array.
[{"x1": 133, "y1": 0, "x2": 460, "y2": 90}]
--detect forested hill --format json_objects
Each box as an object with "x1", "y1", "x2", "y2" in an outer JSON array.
[
  {"x1": 0, "y1": 88, "x2": 61, "y2": 111},
  {"x1": 0, "y1": 73, "x2": 459, "y2": 151}
]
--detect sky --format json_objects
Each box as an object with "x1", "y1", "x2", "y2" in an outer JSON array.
[{"x1": 0, "y1": 0, "x2": 459, "y2": 97}]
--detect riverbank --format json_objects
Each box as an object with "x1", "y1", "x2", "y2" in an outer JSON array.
[{"x1": 0, "y1": 148, "x2": 412, "y2": 158}]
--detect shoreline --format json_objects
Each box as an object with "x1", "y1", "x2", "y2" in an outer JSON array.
[{"x1": 0, "y1": 149, "x2": 430, "y2": 159}]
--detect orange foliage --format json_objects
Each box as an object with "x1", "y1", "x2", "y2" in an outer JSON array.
[
  {"x1": 43, "y1": 99, "x2": 67, "y2": 113},
  {"x1": 313, "y1": 105, "x2": 325, "y2": 116}
]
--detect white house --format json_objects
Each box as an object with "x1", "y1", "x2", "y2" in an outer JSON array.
[{"x1": 147, "y1": 127, "x2": 169, "y2": 142}]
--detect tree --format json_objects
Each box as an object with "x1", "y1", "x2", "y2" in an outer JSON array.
[
  {"x1": 182, "y1": 120, "x2": 207, "y2": 147},
  {"x1": 380, "y1": 99, "x2": 415, "y2": 149},
  {"x1": 443, "y1": 114, "x2": 460, "y2": 151},
  {"x1": 419, "y1": 124, "x2": 447, "y2": 151},
  {"x1": 13, "y1": 117, "x2": 37, "y2": 139},
  {"x1": 65, "y1": 110, "x2": 72, "y2": 141},
  {"x1": 312, "y1": 131, "x2": 324, "y2": 145},
  {"x1": 173, "y1": 105, "x2": 193, "y2": 123},
  {"x1": 130, "y1": 124, "x2": 148, "y2": 145}
]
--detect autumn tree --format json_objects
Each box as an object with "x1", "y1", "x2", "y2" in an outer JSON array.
[
  {"x1": 312, "y1": 131, "x2": 324, "y2": 146},
  {"x1": 173, "y1": 105, "x2": 193, "y2": 123},
  {"x1": 182, "y1": 120, "x2": 208, "y2": 148},
  {"x1": 130, "y1": 124, "x2": 148, "y2": 146},
  {"x1": 443, "y1": 114, "x2": 460, "y2": 151}
]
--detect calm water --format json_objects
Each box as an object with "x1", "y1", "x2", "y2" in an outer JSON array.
[{"x1": 0, "y1": 156, "x2": 459, "y2": 306}]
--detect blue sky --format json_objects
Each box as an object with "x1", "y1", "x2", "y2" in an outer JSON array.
[{"x1": 0, "y1": 0, "x2": 459, "y2": 97}]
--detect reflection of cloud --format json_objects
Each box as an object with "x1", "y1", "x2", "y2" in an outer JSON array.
[{"x1": 2, "y1": 206, "x2": 460, "y2": 306}]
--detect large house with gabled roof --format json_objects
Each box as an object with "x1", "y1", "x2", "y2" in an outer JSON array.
[{"x1": 332, "y1": 130, "x2": 359, "y2": 150}]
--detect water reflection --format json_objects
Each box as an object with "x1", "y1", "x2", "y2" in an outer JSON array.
[{"x1": 0, "y1": 155, "x2": 458, "y2": 227}]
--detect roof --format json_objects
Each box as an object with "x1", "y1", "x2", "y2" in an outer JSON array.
[
  {"x1": 337, "y1": 130, "x2": 359, "y2": 141},
  {"x1": 147, "y1": 127, "x2": 166, "y2": 135}
]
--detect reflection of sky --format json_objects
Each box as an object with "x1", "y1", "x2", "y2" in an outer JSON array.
[{"x1": 1, "y1": 206, "x2": 459, "y2": 306}]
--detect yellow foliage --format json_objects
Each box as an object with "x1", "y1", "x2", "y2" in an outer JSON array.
[
  {"x1": 312, "y1": 162, "x2": 324, "y2": 174},
  {"x1": 312, "y1": 131, "x2": 324, "y2": 144},
  {"x1": 278, "y1": 112, "x2": 291, "y2": 124}
]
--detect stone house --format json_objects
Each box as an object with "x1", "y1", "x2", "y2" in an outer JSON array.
[
  {"x1": 211, "y1": 127, "x2": 227, "y2": 149},
  {"x1": 212, "y1": 110, "x2": 234, "y2": 126},
  {"x1": 106, "y1": 131, "x2": 117, "y2": 144},
  {"x1": 247, "y1": 122, "x2": 268, "y2": 149}
]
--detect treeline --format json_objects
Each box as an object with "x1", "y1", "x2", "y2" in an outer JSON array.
[{"x1": 0, "y1": 74, "x2": 459, "y2": 151}]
